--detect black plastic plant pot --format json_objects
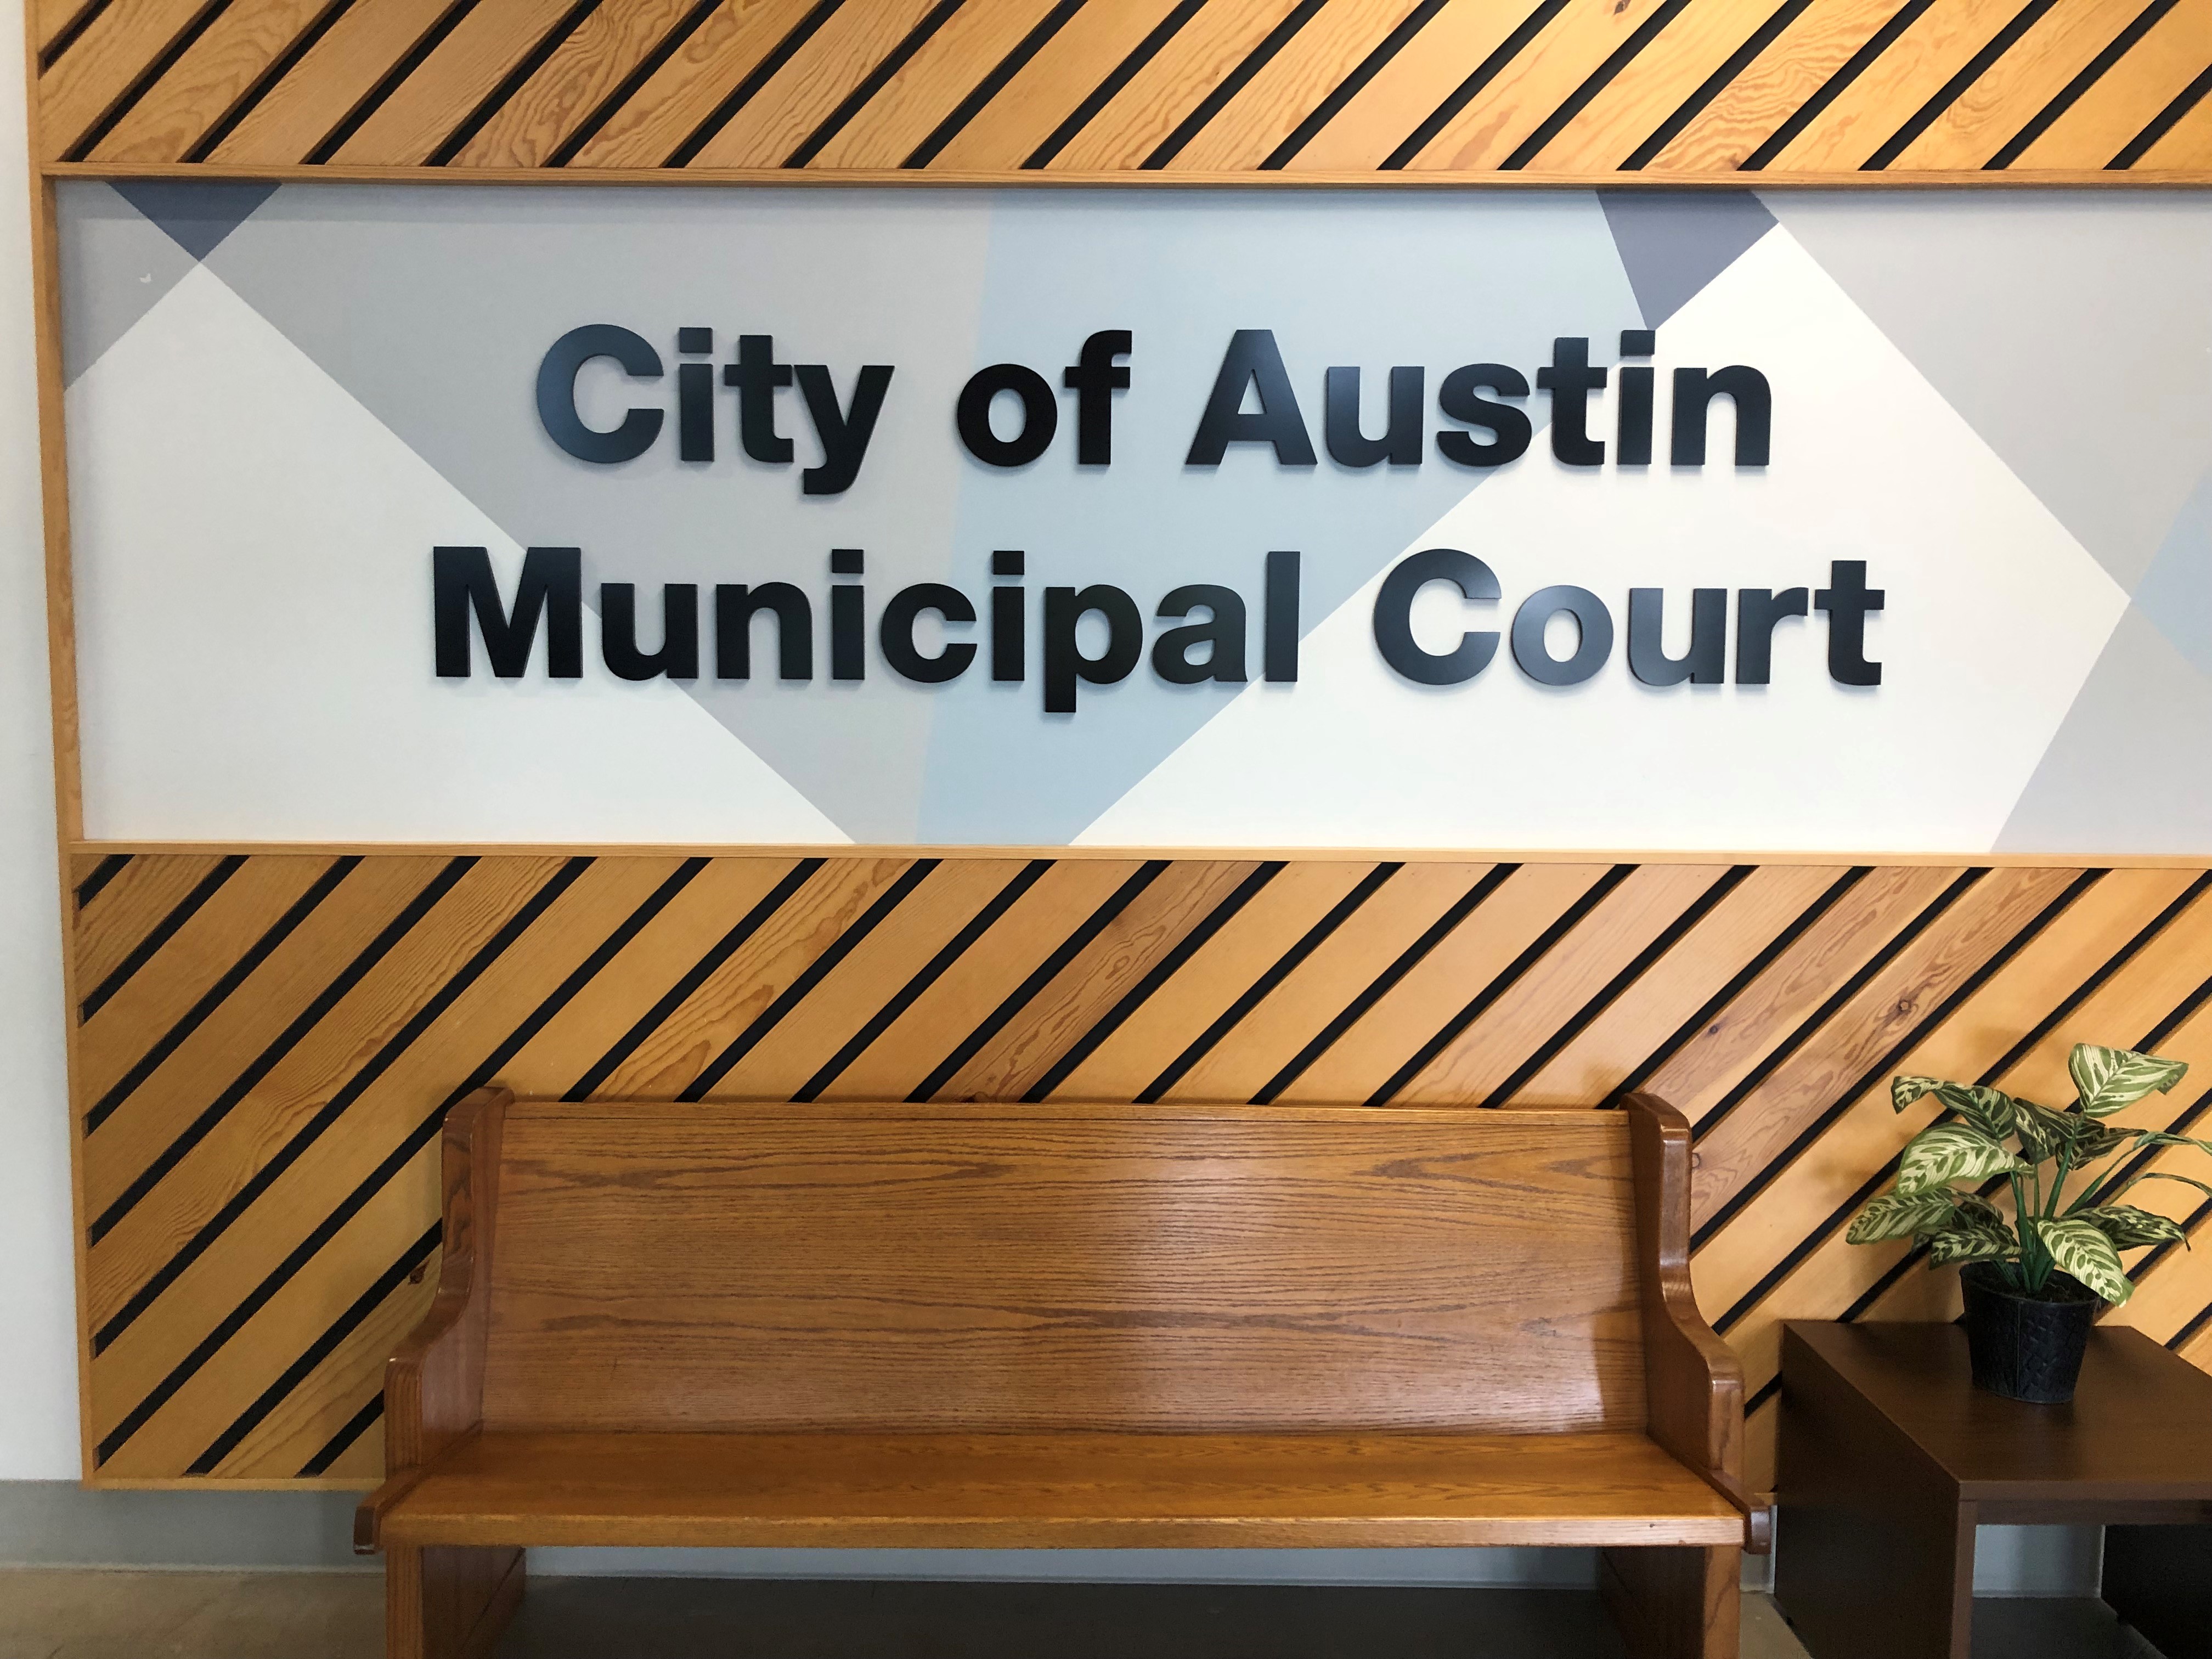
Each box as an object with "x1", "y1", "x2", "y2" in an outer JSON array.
[{"x1": 1960, "y1": 1261, "x2": 2100, "y2": 1404}]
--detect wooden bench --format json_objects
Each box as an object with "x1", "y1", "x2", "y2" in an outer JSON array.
[{"x1": 358, "y1": 1090, "x2": 1763, "y2": 1659}]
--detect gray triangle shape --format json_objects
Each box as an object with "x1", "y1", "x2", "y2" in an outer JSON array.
[
  {"x1": 113, "y1": 180, "x2": 281, "y2": 263},
  {"x1": 1996, "y1": 607, "x2": 2212, "y2": 855},
  {"x1": 1597, "y1": 190, "x2": 1775, "y2": 329}
]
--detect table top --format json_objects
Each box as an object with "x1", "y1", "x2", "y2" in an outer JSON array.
[{"x1": 1784, "y1": 1322, "x2": 2212, "y2": 1502}]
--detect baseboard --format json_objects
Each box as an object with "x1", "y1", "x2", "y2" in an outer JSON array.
[{"x1": 0, "y1": 1481, "x2": 365, "y2": 1568}]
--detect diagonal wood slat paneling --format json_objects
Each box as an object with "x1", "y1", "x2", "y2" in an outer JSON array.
[
  {"x1": 38, "y1": 0, "x2": 2210, "y2": 176},
  {"x1": 67, "y1": 850, "x2": 2212, "y2": 1487}
]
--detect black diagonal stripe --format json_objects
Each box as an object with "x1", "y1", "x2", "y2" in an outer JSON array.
[
  {"x1": 304, "y1": 0, "x2": 480, "y2": 163},
  {"x1": 680, "y1": 860, "x2": 941, "y2": 1101},
  {"x1": 92, "y1": 859, "x2": 587, "y2": 1359},
  {"x1": 1986, "y1": 0, "x2": 2175, "y2": 168},
  {"x1": 909, "y1": 862, "x2": 1169, "y2": 1103},
  {"x1": 1622, "y1": 0, "x2": 1809, "y2": 170},
  {"x1": 1501, "y1": 0, "x2": 1689, "y2": 170},
  {"x1": 785, "y1": 0, "x2": 964, "y2": 167},
  {"x1": 1253, "y1": 863, "x2": 1518, "y2": 1105},
  {"x1": 1483, "y1": 867, "x2": 1756, "y2": 1110},
  {"x1": 86, "y1": 858, "x2": 476, "y2": 1247},
  {"x1": 297, "y1": 1389, "x2": 383, "y2": 1479},
  {"x1": 109, "y1": 861, "x2": 711, "y2": 1468},
  {"x1": 428, "y1": 0, "x2": 602, "y2": 165},
  {"x1": 2111, "y1": 60, "x2": 2212, "y2": 167},
  {"x1": 86, "y1": 858, "x2": 361, "y2": 1136},
  {"x1": 185, "y1": 0, "x2": 359, "y2": 162},
  {"x1": 1690, "y1": 869, "x2": 1987, "y2": 1148},
  {"x1": 39, "y1": 0, "x2": 110, "y2": 71},
  {"x1": 1863, "y1": 0, "x2": 2057, "y2": 170},
  {"x1": 795, "y1": 860, "x2": 1053, "y2": 1103},
  {"x1": 2167, "y1": 1284, "x2": 2212, "y2": 1352},
  {"x1": 1745, "y1": 1376, "x2": 1781, "y2": 1418},
  {"x1": 1703, "y1": 871, "x2": 2103, "y2": 1316},
  {"x1": 1610, "y1": 867, "x2": 1871, "y2": 1104},
  {"x1": 549, "y1": 0, "x2": 722, "y2": 165},
  {"x1": 568, "y1": 858, "x2": 825, "y2": 1098},
  {"x1": 905, "y1": 0, "x2": 1084, "y2": 167},
  {"x1": 1261, "y1": 0, "x2": 1446, "y2": 168},
  {"x1": 1024, "y1": 0, "x2": 1201, "y2": 168},
  {"x1": 1139, "y1": 862, "x2": 1399, "y2": 1105},
  {"x1": 188, "y1": 1220, "x2": 442, "y2": 1475},
  {"x1": 1025, "y1": 862, "x2": 1285, "y2": 1103},
  {"x1": 1740, "y1": 0, "x2": 1933, "y2": 170},
  {"x1": 1368, "y1": 865, "x2": 1637, "y2": 1107},
  {"x1": 63, "y1": 0, "x2": 233, "y2": 161},
  {"x1": 1142, "y1": 0, "x2": 1324, "y2": 169},
  {"x1": 79, "y1": 856, "x2": 246, "y2": 1024},
  {"x1": 1383, "y1": 1, "x2": 1565, "y2": 169},
  {"x1": 74, "y1": 854, "x2": 131, "y2": 911}
]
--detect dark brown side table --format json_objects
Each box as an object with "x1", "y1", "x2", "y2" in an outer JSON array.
[{"x1": 1776, "y1": 1321, "x2": 2212, "y2": 1659}]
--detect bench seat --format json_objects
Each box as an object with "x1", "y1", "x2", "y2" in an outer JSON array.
[{"x1": 379, "y1": 1429, "x2": 1746, "y2": 1550}]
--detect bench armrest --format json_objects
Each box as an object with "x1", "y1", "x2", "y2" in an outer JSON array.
[
  {"x1": 1622, "y1": 1092, "x2": 1768, "y2": 1554},
  {"x1": 355, "y1": 1086, "x2": 511, "y2": 1554}
]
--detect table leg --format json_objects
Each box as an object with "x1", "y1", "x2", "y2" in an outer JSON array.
[
  {"x1": 2103, "y1": 1523, "x2": 2212, "y2": 1659},
  {"x1": 1775, "y1": 1343, "x2": 1975, "y2": 1659}
]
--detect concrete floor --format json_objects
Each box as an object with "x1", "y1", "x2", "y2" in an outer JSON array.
[{"x1": 0, "y1": 1568, "x2": 2156, "y2": 1658}]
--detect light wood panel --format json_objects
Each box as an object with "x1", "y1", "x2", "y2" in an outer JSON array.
[
  {"x1": 65, "y1": 851, "x2": 2212, "y2": 1486},
  {"x1": 31, "y1": 0, "x2": 2212, "y2": 177}
]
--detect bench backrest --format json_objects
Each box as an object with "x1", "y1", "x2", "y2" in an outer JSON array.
[{"x1": 477, "y1": 1101, "x2": 1650, "y2": 1436}]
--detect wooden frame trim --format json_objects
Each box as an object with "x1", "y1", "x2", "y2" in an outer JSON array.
[{"x1": 38, "y1": 161, "x2": 2212, "y2": 189}]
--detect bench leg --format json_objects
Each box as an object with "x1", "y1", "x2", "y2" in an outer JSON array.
[
  {"x1": 386, "y1": 1544, "x2": 524, "y2": 1659},
  {"x1": 1599, "y1": 1545, "x2": 1739, "y2": 1659}
]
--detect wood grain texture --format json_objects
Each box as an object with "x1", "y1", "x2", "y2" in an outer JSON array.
[
  {"x1": 2009, "y1": 1, "x2": 2212, "y2": 169},
  {"x1": 481, "y1": 1102, "x2": 1648, "y2": 1435},
  {"x1": 63, "y1": 852, "x2": 2212, "y2": 1489},
  {"x1": 206, "y1": 0, "x2": 461, "y2": 165},
  {"x1": 1164, "y1": 0, "x2": 1421, "y2": 172},
  {"x1": 1408, "y1": 0, "x2": 1665, "y2": 171},
  {"x1": 448, "y1": 0, "x2": 698, "y2": 168},
  {"x1": 566, "y1": 0, "x2": 827, "y2": 168},
  {"x1": 1521, "y1": 0, "x2": 1780, "y2": 174},
  {"x1": 1762, "y1": 0, "x2": 2028, "y2": 172},
  {"x1": 804, "y1": 0, "x2": 1068, "y2": 169},
  {"x1": 1644, "y1": 0, "x2": 1914, "y2": 174},
  {"x1": 1886, "y1": 0, "x2": 2154, "y2": 171},
  {"x1": 35, "y1": 0, "x2": 2212, "y2": 176},
  {"x1": 1046, "y1": 0, "x2": 1302, "y2": 171},
  {"x1": 683, "y1": 0, "x2": 945, "y2": 170},
  {"x1": 922, "y1": 0, "x2": 1188, "y2": 170},
  {"x1": 328, "y1": 0, "x2": 581, "y2": 166},
  {"x1": 380, "y1": 1426, "x2": 1744, "y2": 1549},
  {"x1": 1284, "y1": 0, "x2": 1543, "y2": 171},
  {"x1": 88, "y1": 0, "x2": 342, "y2": 163}
]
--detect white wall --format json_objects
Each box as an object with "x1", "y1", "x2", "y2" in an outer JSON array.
[{"x1": 0, "y1": 0, "x2": 83, "y2": 1481}]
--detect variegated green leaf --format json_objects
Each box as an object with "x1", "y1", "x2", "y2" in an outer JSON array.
[
  {"x1": 1898, "y1": 1122, "x2": 2025, "y2": 1194},
  {"x1": 2069, "y1": 1043, "x2": 2188, "y2": 1119},
  {"x1": 2105, "y1": 1170, "x2": 2212, "y2": 1206},
  {"x1": 2012, "y1": 1099, "x2": 2078, "y2": 1164},
  {"x1": 1846, "y1": 1189, "x2": 1961, "y2": 1244},
  {"x1": 1892, "y1": 1075, "x2": 1942, "y2": 1112},
  {"x1": 2036, "y1": 1217, "x2": 2134, "y2": 1305},
  {"x1": 2075, "y1": 1205, "x2": 2187, "y2": 1249},
  {"x1": 2067, "y1": 1122, "x2": 2136, "y2": 1164},
  {"x1": 1938, "y1": 1083, "x2": 2016, "y2": 1139},
  {"x1": 1950, "y1": 1190, "x2": 2010, "y2": 1229},
  {"x1": 1926, "y1": 1226, "x2": 2014, "y2": 1266}
]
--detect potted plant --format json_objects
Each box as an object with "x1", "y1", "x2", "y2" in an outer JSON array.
[{"x1": 1845, "y1": 1042, "x2": 2207, "y2": 1403}]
